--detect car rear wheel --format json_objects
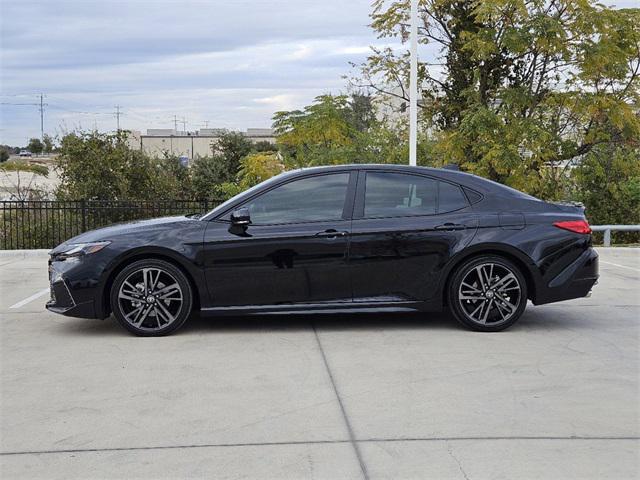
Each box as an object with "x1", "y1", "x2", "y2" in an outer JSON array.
[
  {"x1": 110, "y1": 259, "x2": 192, "y2": 336},
  {"x1": 448, "y1": 255, "x2": 527, "y2": 332}
]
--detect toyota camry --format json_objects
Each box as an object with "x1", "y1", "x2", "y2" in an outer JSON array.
[{"x1": 47, "y1": 165, "x2": 599, "y2": 336}]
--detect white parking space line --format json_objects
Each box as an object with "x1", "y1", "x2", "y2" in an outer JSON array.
[
  {"x1": 9, "y1": 288, "x2": 50, "y2": 309},
  {"x1": 600, "y1": 261, "x2": 640, "y2": 273}
]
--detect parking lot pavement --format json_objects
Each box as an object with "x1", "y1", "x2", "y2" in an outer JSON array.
[{"x1": 1, "y1": 248, "x2": 638, "y2": 479}]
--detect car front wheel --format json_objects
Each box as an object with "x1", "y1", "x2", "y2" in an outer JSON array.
[
  {"x1": 448, "y1": 255, "x2": 527, "y2": 332},
  {"x1": 110, "y1": 259, "x2": 193, "y2": 336}
]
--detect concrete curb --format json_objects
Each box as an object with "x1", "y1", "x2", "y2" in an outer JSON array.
[{"x1": 0, "y1": 249, "x2": 50, "y2": 257}]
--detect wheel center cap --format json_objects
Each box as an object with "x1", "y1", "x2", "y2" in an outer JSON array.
[
  {"x1": 146, "y1": 295, "x2": 155, "y2": 304},
  {"x1": 485, "y1": 290, "x2": 495, "y2": 299}
]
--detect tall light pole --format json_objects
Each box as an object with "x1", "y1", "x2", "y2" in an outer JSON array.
[
  {"x1": 409, "y1": 0, "x2": 418, "y2": 166},
  {"x1": 39, "y1": 94, "x2": 45, "y2": 141}
]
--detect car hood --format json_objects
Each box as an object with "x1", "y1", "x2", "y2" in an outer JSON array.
[{"x1": 51, "y1": 215, "x2": 201, "y2": 252}]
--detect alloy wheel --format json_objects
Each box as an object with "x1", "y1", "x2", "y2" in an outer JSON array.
[
  {"x1": 457, "y1": 262, "x2": 522, "y2": 326},
  {"x1": 117, "y1": 267, "x2": 184, "y2": 332}
]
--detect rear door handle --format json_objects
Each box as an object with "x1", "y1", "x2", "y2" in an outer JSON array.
[
  {"x1": 434, "y1": 223, "x2": 466, "y2": 231},
  {"x1": 315, "y1": 229, "x2": 348, "y2": 239}
]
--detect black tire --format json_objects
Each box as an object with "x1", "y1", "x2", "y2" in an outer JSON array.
[
  {"x1": 110, "y1": 259, "x2": 193, "y2": 336},
  {"x1": 447, "y1": 255, "x2": 527, "y2": 332}
]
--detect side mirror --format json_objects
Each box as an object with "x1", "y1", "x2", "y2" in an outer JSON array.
[{"x1": 230, "y1": 207, "x2": 251, "y2": 226}]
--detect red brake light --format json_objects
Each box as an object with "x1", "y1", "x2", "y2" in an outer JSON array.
[{"x1": 553, "y1": 220, "x2": 592, "y2": 234}]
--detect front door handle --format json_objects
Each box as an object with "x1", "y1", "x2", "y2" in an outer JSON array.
[
  {"x1": 315, "y1": 229, "x2": 348, "y2": 239},
  {"x1": 434, "y1": 223, "x2": 466, "y2": 231}
]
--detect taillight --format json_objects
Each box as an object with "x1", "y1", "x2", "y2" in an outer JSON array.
[{"x1": 553, "y1": 220, "x2": 592, "y2": 234}]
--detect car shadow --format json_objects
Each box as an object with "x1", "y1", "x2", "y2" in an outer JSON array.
[{"x1": 56, "y1": 305, "x2": 591, "y2": 337}]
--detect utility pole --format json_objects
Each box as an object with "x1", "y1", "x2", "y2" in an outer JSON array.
[
  {"x1": 173, "y1": 115, "x2": 179, "y2": 132},
  {"x1": 181, "y1": 117, "x2": 187, "y2": 133},
  {"x1": 409, "y1": 0, "x2": 418, "y2": 167},
  {"x1": 114, "y1": 105, "x2": 122, "y2": 131}
]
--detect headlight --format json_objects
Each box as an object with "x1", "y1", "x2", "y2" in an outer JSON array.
[{"x1": 57, "y1": 241, "x2": 111, "y2": 260}]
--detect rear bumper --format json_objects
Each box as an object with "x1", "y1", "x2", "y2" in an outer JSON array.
[{"x1": 534, "y1": 248, "x2": 599, "y2": 305}]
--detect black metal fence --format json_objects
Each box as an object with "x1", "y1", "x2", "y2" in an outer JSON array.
[{"x1": 1, "y1": 200, "x2": 223, "y2": 250}]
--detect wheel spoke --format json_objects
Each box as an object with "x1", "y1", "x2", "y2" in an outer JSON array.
[
  {"x1": 460, "y1": 294, "x2": 485, "y2": 301},
  {"x1": 125, "y1": 305, "x2": 144, "y2": 322},
  {"x1": 122, "y1": 280, "x2": 141, "y2": 296},
  {"x1": 475, "y1": 266, "x2": 488, "y2": 290},
  {"x1": 150, "y1": 269, "x2": 161, "y2": 291},
  {"x1": 155, "y1": 300, "x2": 176, "y2": 324},
  {"x1": 119, "y1": 293, "x2": 142, "y2": 303},
  {"x1": 461, "y1": 281, "x2": 481, "y2": 293},
  {"x1": 142, "y1": 268, "x2": 151, "y2": 295},
  {"x1": 480, "y1": 298, "x2": 494, "y2": 324},
  {"x1": 136, "y1": 305, "x2": 154, "y2": 326},
  {"x1": 468, "y1": 301, "x2": 486, "y2": 320},
  {"x1": 494, "y1": 300, "x2": 509, "y2": 321},
  {"x1": 153, "y1": 306, "x2": 166, "y2": 327},
  {"x1": 494, "y1": 273, "x2": 518, "y2": 292},
  {"x1": 156, "y1": 283, "x2": 181, "y2": 299},
  {"x1": 495, "y1": 292, "x2": 517, "y2": 313}
]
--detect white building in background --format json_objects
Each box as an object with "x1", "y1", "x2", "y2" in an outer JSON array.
[{"x1": 127, "y1": 128, "x2": 276, "y2": 159}]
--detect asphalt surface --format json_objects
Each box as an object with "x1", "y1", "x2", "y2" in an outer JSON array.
[{"x1": 1, "y1": 248, "x2": 638, "y2": 479}]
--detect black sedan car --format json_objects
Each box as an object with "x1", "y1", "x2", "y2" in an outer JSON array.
[{"x1": 47, "y1": 165, "x2": 598, "y2": 336}]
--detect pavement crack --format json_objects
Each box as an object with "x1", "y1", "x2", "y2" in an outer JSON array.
[
  {"x1": 447, "y1": 442, "x2": 471, "y2": 480},
  {"x1": 312, "y1": 322, "x2": 370, "y2": 480}
]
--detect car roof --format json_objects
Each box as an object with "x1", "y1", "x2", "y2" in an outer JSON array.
[{"x1": 279, "y1": 164, "x2": 500, "y2": 193}]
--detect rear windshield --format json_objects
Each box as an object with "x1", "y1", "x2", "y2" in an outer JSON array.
[{"x1": 480, "y1": 177, "x2": 542, "y2": 201}]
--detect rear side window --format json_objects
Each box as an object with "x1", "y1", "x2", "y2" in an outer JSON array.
[
  {"x1": 365, "y1": 172, "x2": 437, "y2": 217},
  {"x1": 439, "y1": 181, "x2": 469, "y2": 213},
  {"x1": 364, "y1": 172, "x2": 468, "y2": 217}
]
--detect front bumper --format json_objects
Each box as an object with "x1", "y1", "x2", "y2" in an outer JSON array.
[
  {"x1": 45, "y1": 261, "x2": 100, "y2": 319},
  {"x1": 535, "y1": 248, "x2": 599, "y2": 305}
]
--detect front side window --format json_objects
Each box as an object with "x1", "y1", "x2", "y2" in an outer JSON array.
[{"x1": 243, "y1": 173, "x2": 350, "y2": 224}]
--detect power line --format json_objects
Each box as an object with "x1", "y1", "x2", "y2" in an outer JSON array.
[{"x1": 0, "y1": 94, "x2": 47, "y2": 140}]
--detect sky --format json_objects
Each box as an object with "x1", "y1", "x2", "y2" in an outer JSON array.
[{"x1": 0, "y1": 0, "x2": 636, "y2": 146}]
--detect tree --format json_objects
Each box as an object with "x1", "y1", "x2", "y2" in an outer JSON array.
[
  {"x1": 217, "y1": 152, "x2": 285, "y2": 199},
  {"x1": 352, "y1": 0, "x2": 640, "y2": 198},
  {"x1": 272, "y1": 93, "x2": 432, "y2": 167},
  {"x1": 190, "y1": 155, "x2": 227, "y2": 200},
  {"x1": 27, "y1": 138, "x2": 44, "y2": 155},
  {"x1": 42, "y1": 134, "x2": 55, "y2": 154},
  {"x1": 273, "y1": 93, "x2": 394, "y2": 167},
  {"x1": 273, "y1": 94, "x2": 354, "y2": 166},
  {"x1": 210, "y1": 132, "x2": 253, "y2": 183},
  {"x1": 55, "y1": 131, "x2": 189, "y2": 201},
  {"x1": 253, "y1": 140, "x2": 277, "y2": 152},
  {"x1": 0, "y1": 147, "x2": 10, "y2": 163},
  {"x1": 573, "y1": 144, "x2": 640, "y2": 241}
]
